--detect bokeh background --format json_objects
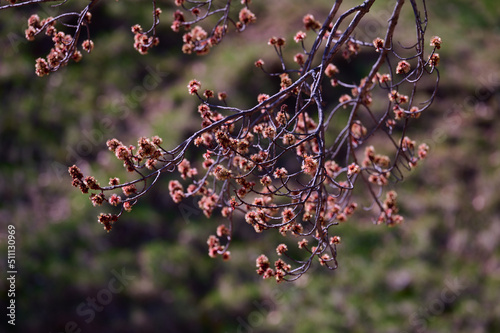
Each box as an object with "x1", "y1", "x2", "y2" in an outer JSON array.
[{"x1": 1, "y1": 0, "x2": 499, "y2": 332}]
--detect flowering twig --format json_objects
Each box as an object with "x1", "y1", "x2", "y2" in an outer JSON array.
[{"x1": 2, "y1": 0, "x2": 440, "y2": 281}]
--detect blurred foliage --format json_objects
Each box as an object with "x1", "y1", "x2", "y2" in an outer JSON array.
[{"x1": 0, "y1": 0, "x2": 499, "y2": 332}]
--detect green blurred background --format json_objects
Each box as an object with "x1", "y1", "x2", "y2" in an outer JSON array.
[{"x1": 0, "y1": 1, "x2": 499, "y2": 332}]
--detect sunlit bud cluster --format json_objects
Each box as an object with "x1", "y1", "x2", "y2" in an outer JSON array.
[
  {"x1": 303, "y1": 14, "x2": 321, "y2": 30},
  {"x1": 428, "y1": 53, "x2": 440, "y2": 67},
  {"x1": 238, "y1": 7, "x2": 256, "y2": 25},
  {"x1": 396, "y1": 60, "x2": 411, "y2": 74},
  {"x1": 294, "y1": 31, "x2": 307, "y2": 43},
  {"x1": 25, "y1": 13, "x2": 98, "y2": 76},
  {"x1": 82, "y1": 40, "x2": 94, "y2": 53},
  {"x1": 268, "y1": 37, "x2": 286, "y2": 47},
  {"x1": 372, "y1": 37, "x2": 385, "y2": 52},
  {"x1": 324, "y1": 63, "x2": 339, "y2": 77},
  {"x1": 188, "y1": 79, "x2": 201, "y2": 95},
  {"x1": 430, "y1": 36, "x2": 442, "y2": 49}
]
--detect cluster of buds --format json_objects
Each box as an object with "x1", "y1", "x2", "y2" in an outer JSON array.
[
  {"x1": 343, "y1": 40, "x2": 360, "y2": 59},
  {"x1": 373, "y1": 37, "x2": 385, "y2": 52},
  {"x1": 302, "y1": 14, "x2": 321, "y2": 30},
  {"x1": 131, "y1": 24, "x2": 159, "y2": 55},
  {"x1": 169, "y1": 180, "x2": 185, "y2": 204},
  {"x1": 98, "y1": 213, "x2": 118, "y2": 232},
  {"x1": 236, "y1": 7, "x2": 257, "y2": 28},
  {"x1": 428, "y1": 36, "x2": 443, "y2": 67},
  {"x1": 376, "y1": 191, "x2": 404, "y2": 226},
  {"x1": 68, "y1": 135, "x2": 167, "y2": 230},
  {"x1": 198, "y1": 192, "x2": 219, "y2": 218},
  {"x1": 255, "y1": 255, "x2": 291, "y2": 283},
  {"x1": 268, "y1": 36, "x2": 286, "y2": 48},
  {"x1": 69, "y1": 165, "x2": 90, "y2": 194},
  {"x1": 172, "y1": 2, "x2": 256, "y2": 55},
  {"x1": 69, "y1": 165, "x2": 121, "y2": 231},
  {"x1": 170, "y1": 9, "x2": 186, "y2": 33},
  {"x1": 131, "y1": 7, "x2": 162, "y2": 54},
  {"x1": 25, "y1": 13, "x2": 93, "y2": 76},
  {"x1": 207, "y1": 235, "x2": 230, "y2": 260},
  {"x1": 396, "y1": 60, "x2": 411, "y2": 75},
  {"x1": 106, "y1": 136, "x2": 164, "y2": 172},
  {"x1": 428, "y1": 53, "x2": 440, "y2": 67}
]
